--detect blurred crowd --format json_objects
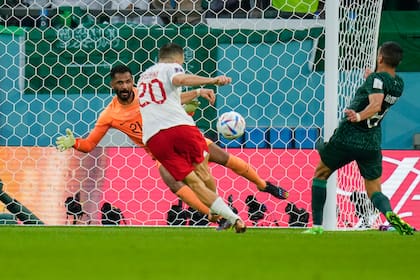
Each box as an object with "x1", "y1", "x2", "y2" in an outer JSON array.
[
  {"x1": 0, "y1": 0, "x2": 326, "y2": 27},
  {"x1": 0, "y1": 0, "x2": 418, "y2": 28}
]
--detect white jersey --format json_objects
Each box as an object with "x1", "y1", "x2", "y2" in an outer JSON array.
[{"x1": 138, "y1": 62, "x2": 196, "y2": 143}]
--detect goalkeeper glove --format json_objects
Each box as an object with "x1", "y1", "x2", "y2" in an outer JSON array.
[
  {"x1": 56, "y1": 128, "x2": 76, "y2": 152},
  {"x1": 183, "y1": 100, "x2": 201, "y2": 116}
]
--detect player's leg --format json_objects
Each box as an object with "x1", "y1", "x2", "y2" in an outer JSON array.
[
  {"x1": 207, "y1": 142, "x2": 289, "y2": 199},
  {"x1": 147, "y1": 127, "x2": 213, "y2": 212},
  {"x1": 193, "y1": 153, "x2": 245, "y2": 233},
  {"x1": 302, "y1": 160, "x2": 330, "y2": 234},
  {"x1": 359, "y1": 153, "x2": 414, "y2": 235},
  {"x1": 193, "y1": 153, "x2": 217, "y2": 193},
  {"x1": 149, "y1": 126, "x2": 245, "y2": 232},
  {"x1": 192, "y1": 153, "x2": 235, "y2": 229},
  {"x1": 303, "y1": 141, "x2": 350, "y2": 234},
  {"x1": 365, "y1": 178, "x2": 413, "y2": 235},
  {"x1": 184, "y1": 168, "x2": 246, "y2": 233},
  {"x1": 365, "y1": 178, "x2": 390, "y2": 213},
  {"x1": 158, "y1": 164, "x2": 212, "y2": 218}
]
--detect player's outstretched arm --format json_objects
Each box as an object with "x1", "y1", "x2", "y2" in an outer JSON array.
[
  {"x1": 213, "y1": 75, "x2": 232, "y2": 86},
  {"x1": 181, "y1": 88, "x2": 215, "y2": 105},
  {"x1": 172, "y1": 73, "x2": 231, "y2": 88},
  {"x1": 56, "y1": 125, "x2": 110, "y2": 153}
]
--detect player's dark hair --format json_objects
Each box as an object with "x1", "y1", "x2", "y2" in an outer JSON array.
[
  {"x1": 110, "y1": 64, "x2": 132, "y2": 79},
  {"x1": 159, "y1": 43, "x2": 184, "y2": 60},
  {"x1": 379, "y1": 41, "x2": 403, "y2": 68}
]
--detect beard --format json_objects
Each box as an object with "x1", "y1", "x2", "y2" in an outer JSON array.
[{"x1": 116, "y1": 90, "x2": 133, "y2": 102}]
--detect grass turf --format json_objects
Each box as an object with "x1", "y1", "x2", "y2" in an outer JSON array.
[{"x1": 0, "y1": 226, "x2": 418, "y2": 280}]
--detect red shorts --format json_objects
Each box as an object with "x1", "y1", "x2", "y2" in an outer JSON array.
[{"x1": 147, "y1": 125, "x2": 209, "y2": 181}]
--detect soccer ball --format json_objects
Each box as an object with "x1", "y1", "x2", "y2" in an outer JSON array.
[{"x1": 216, "y1": 111, "x2": 246, "y2": 140}]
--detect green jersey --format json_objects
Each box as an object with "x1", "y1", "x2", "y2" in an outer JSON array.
[{"x1": 333, "y1": 72, "x2": 404, "y2": 150}]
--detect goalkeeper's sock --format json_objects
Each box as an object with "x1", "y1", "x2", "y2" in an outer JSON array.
[
  {"x1": 225, "y1": 155, "x2": 266, "y2": 189},
  {"x1": 0, "y1": 187, "x2": 44, "y2": 224},
  {"x1": 175, "y1": 185, "x2": 210, "y2": 215},
  {"x1": 210, "y1": 197, "x2": 239, "y2": 224},
  {"x1": 370, "y1": 191, "x2": 392, "y2": 215},
  {"x1": 311, "y1": 178, "x2": 327, "y2": 226}
]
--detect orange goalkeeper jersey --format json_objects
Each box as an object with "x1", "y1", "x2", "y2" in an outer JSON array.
[{"x1": 73, "y1": 88, "x2": 144, "y2": 152}]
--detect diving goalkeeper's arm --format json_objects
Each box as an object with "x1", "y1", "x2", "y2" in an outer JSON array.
[{"x1": 55, "y1": 124, "x2": 110, "y2": 153}]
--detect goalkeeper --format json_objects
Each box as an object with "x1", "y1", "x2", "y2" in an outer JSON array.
[{"x1": 56, "y1": 64, "x2": 289, "y2": 223}]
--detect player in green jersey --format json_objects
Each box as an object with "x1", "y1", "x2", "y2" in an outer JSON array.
[{"x1": 304, "y1": 41, "x2": 414, "y2": 235}]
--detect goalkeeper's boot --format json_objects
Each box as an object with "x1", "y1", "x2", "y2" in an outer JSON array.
[
  {"x1": 385, "y1": 211, "x2": 414, "y2": 235},
  {"x1": 262, "y1": 181, "x2": 289, "y2": 200},
  {"x1": 302, "y1": 226, "x2": 324, "y2": 235},
  {"x1": 233, "y1": 219, "x2": 246, "y2": 233}
]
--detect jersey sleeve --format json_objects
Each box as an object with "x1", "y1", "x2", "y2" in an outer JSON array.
[
  {"x1": 168, "y1": 64, "x2": 185, "y2": 85},
  {"x1": 365, "y1": 73, "x2": 385, "y2": 95},
  {"x1": 73, "y1": 109, "x2": 112, "y2": 153}
]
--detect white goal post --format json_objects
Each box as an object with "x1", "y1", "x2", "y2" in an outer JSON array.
[
  {"x1": 0, "y1": 0, "x2": 384, "y2": 229},
  {"x1": 325, "y1": 0, "x2": 385, "y2": 229}
]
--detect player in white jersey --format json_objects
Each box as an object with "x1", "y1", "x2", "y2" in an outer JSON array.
[
  {"x1": 139, "y1": 62, "x2": 196, "y2": 143},
  {"x1": 138, "y1": 43, "x2": 246, "y2": 233}
]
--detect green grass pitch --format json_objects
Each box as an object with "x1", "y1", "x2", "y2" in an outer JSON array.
[{"x1": 0, "y1": 226, "x2": 418, "y2": 280}]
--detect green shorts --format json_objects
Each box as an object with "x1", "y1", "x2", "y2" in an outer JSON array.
[{"x1": 317, "y1": 140, "x2": 382, "y2": 180}]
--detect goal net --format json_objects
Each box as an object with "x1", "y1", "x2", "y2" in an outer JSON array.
[{"x1": 0, "y1": 0, "x2": 384, "y2": 228}]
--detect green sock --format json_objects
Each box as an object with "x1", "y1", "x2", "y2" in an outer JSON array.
[
  {"x1": 311, "y1": 178, "x2": 327, "y2": 226},
  {"x1": 370, "y1": 191, "x2": 392, "y2": 216}
]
